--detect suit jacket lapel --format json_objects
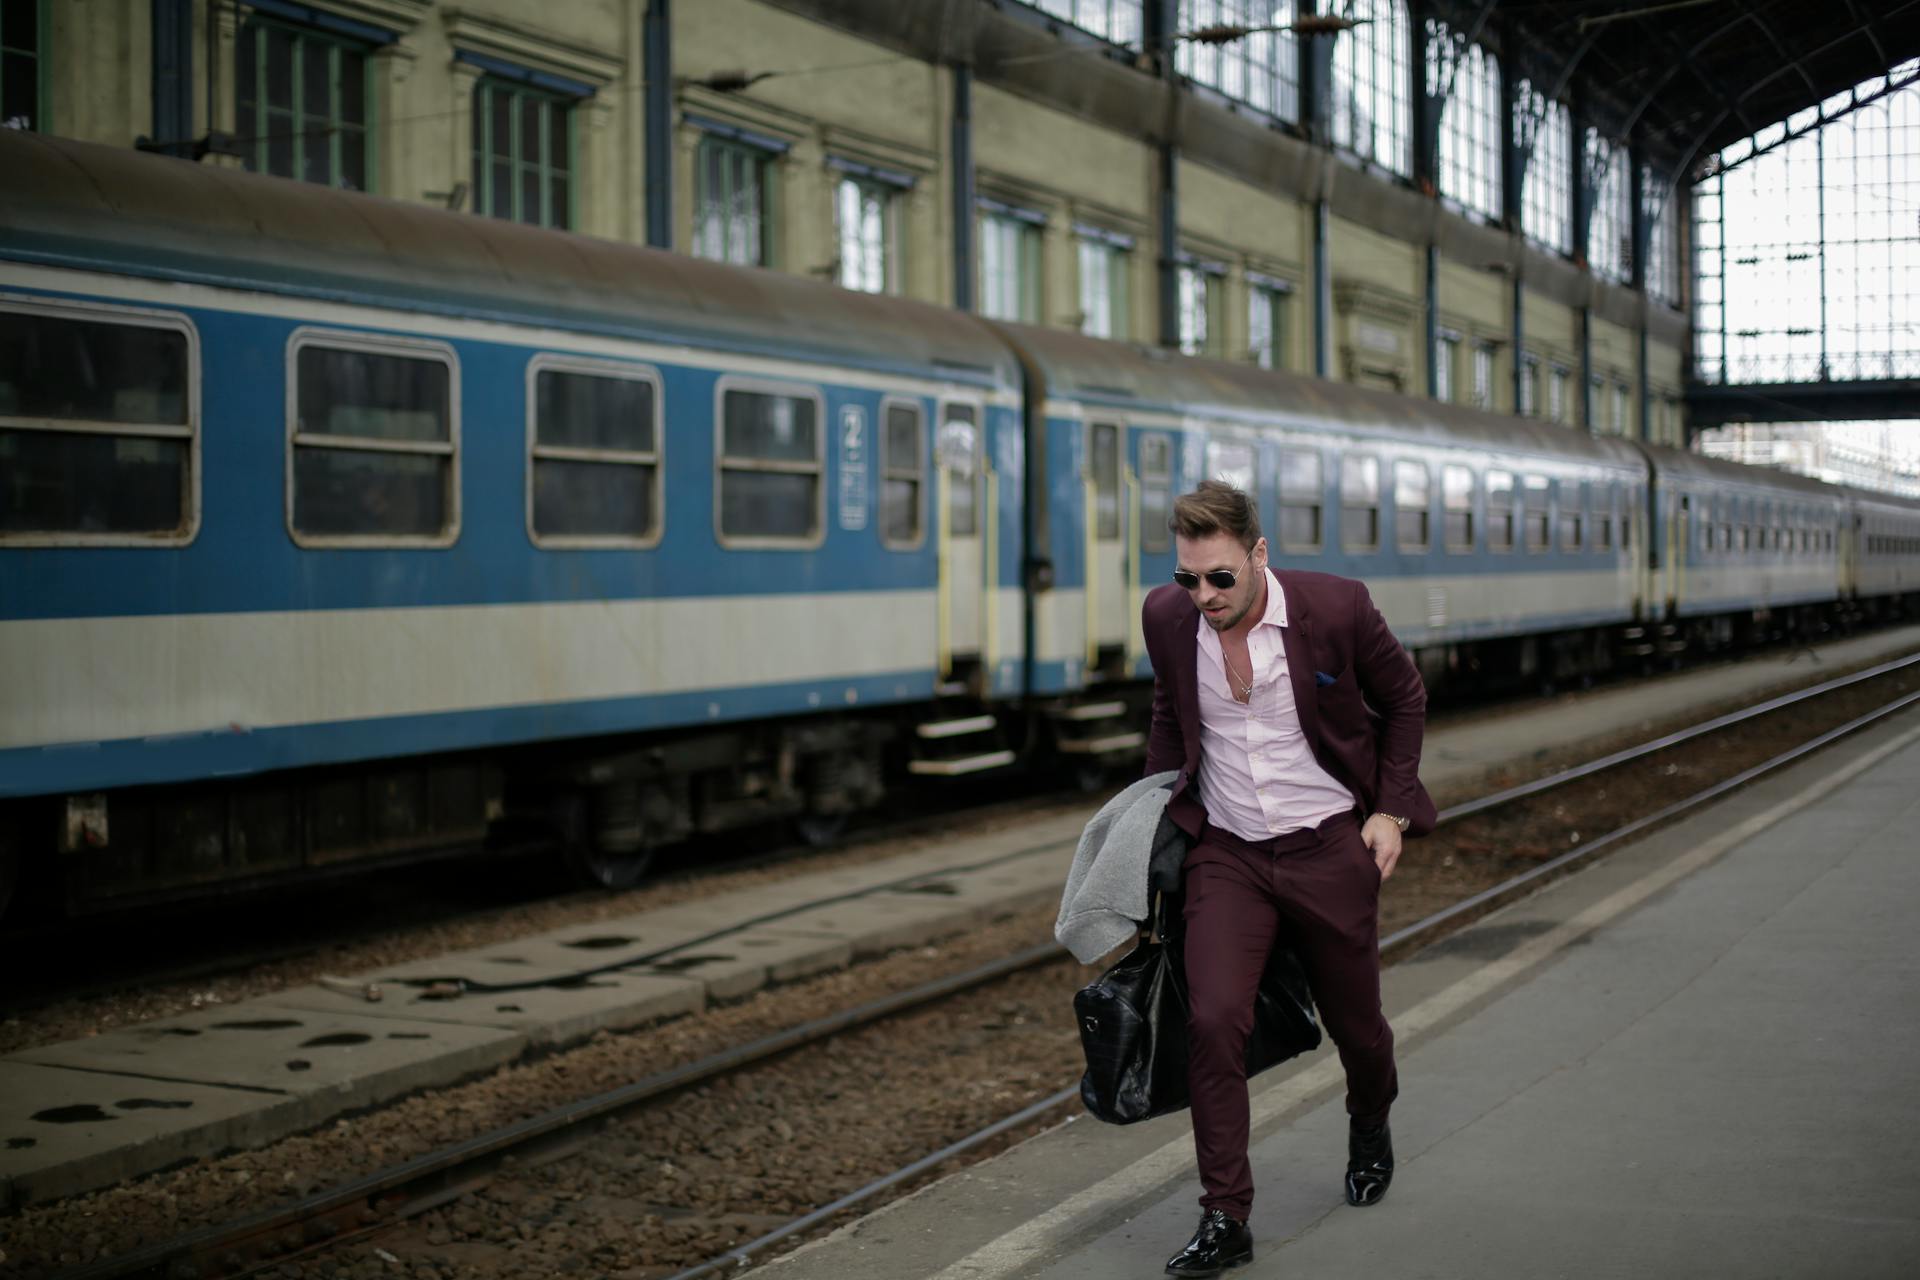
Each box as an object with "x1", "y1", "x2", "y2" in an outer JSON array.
[{"x1": 1278, "y1": 577, "x2": 1321, "y2": 750}]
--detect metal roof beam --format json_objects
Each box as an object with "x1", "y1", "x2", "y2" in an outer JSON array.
[
  {"x1": 1839, "y1": 0, "x2": 1891, "y2": 66},
  {"x1": 1710, "y1": 59, "x2": 1920, "y2": 176},
  {"x1": 1744, "y1": 8, "x2": 1821, "y2": 98}
]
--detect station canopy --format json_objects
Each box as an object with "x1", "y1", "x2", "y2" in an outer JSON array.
[{"x1": 1472, "y1": 0, "x2": 1920, "y2": 172}]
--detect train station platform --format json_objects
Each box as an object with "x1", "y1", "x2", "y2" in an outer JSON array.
[
  {"x1": 3, "y1": 625, "x2": 1918, "y2": 1215},
  {"x1": 766, "y1": 697, "x2": 1920, "y2": 1279}
]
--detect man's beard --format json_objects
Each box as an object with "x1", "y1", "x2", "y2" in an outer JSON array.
[{"x1": 1204, "y1": 598, "x2": 1251, "y2": 631}]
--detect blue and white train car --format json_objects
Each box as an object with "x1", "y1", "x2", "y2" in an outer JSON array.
[
  {"x1": 1641, "y1": 444, "x2": 1848, "y2": 649},
  {"x1": 1847, "y1": 486, "x2": 1920, "y2": 607},
  {"x1": 0, "y1": 131, "x2": 1027, "y2": 906},
  {"x1": 995, "y1": 325, "x2": 1649, "y2": 696}
]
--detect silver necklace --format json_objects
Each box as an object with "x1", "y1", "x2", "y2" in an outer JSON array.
[{"x1": 1225, "y1": 651, "x2": 1255, "y2": 701}]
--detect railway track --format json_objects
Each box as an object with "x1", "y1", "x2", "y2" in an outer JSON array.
[{"x1": 24, "y1": 650, "x2": 1920, "y2": 1280}]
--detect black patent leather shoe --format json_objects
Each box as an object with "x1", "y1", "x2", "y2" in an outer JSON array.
[
  {"x1": 1344, "y1": 1120, "x2": 1395, "y2": 1207},
  {"x1": 1165, "y1": 1207, "x2": 1253, "y2": 1276}
]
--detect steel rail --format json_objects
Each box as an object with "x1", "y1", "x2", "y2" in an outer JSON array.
[
  {"x1": 50, "y1": 654, "x2": 1920, "y2": 1280},
  {"x1": 51, "y1": 942, "x2": 1071, "y2": 1280}
]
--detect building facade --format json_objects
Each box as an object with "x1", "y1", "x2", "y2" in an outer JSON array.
[{"x1": 14, "y1": 0, "x2": 1691, "y2": 442}]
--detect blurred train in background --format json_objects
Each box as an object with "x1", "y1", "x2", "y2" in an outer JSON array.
[{"x1": 3, "y1": 132, "x2": 1917, "y2": 918}]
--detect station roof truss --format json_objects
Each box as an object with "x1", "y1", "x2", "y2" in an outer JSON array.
[{"x1": 1448, "y1": 0, "x2": 1920, "y2": 181}]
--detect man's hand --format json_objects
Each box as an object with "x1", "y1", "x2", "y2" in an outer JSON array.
[{"x1": 1360, "y1": 814, "x2": 1403, "y2": 881}]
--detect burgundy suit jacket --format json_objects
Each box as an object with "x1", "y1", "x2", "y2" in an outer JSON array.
[{"x1": 1142, "y1": 569, "x2": 1437, "y2": 841}]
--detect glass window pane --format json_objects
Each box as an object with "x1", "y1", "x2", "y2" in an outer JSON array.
[
  {"x1": 942, "y1": 404, "x2": 979, "y2": 537},
  {"x1": 301, "y1": 36, "x2": 329, "y2": 120},
  {"x1": 1342, "y1": 455, "x2": 1379, "y2": 550},
  {"x1": 490, "y1": 86, "x2": 512, "y2": 161},
  {"x1": 885, "y1": 403, "x2": 921, "y2": 471},
  {"x1": 339, "y1": 48, "x2": 364, "y2": 127},
  {"x1": 293, "y1": 448, "x2": 447, "y2": 537},
  {"x1": 1486, "y1": 468, "x2": 1514, "y2": 548},
  {"x1": 522, "y1": 96, "x2": 543, "y2": 168},
  {"x1": 1523, "y1": 474, "x2": 1550, "y2": 550},
  {"x1": 723, "y1": 390, "x2": 817, "y2": 462},
  {"x1": 267, "y1": 109, "x2": 294, "y2": 177},
  {"x1": 1091, "y1": 422, "x2": 1119, "y2": 538},
  {"x1": 296, "y1": 346, "x2": 449, "y2": 442},
  {"x1": 537, "y1": 369, "x2": 655, "y2": 452},
  {"x1": 265, "y1": 25, "x2": 293, "y2": 110},
  {"x1": 521, "y1": 165, "x2": 542, "y2": 225},
  {"x1": 1395, "y1": 460, "x2": 1429, "y2": 549},
  {"x1": 533, "y1": 458, "x2": 654, "y2": 538},
  {"x1": 882, "y1": 402, "x2": 923, "y2": 544},
  {"x1": 720, "y1": 469, "x2": 816, "y2": 539},
  {"x1": 236, "y1": 25, "x2": 257, "y2": 116},
  {"x1": 341, "y1": 127, "x2": 365, "y2": 192},
  {"x1": 0, "y1": 312, "x2": 189, "y2": 423},
  {"x1": 0, "y1": 429, "x2": 187, "y2": 535},
  {"x1": 882, "y1": 477, "x2": 920, "y2": 544}
]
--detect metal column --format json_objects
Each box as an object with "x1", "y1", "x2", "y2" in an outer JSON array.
[
  {"x1": 1302, "y1": 0, "x2": 1334, "y2": 378},
  {"x1": 150, "y1": 0, "x2": 193, "y2": 158},
  {"x1": 951, "y1": 62, "x2": 975, "y2": 313},
  {"x1": 1149, "y1": 1, "x2": 1179, "y2": 348},
  {"x1": 643, "y1": 0, "x2": 673, "y2": 249},
  {"x1": 1630, "y1": 151, "x2": 1651, "y2": 439}
]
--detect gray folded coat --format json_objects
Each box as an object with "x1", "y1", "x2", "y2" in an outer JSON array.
[{"x1": 1054, "y1": 771, "x2": 1187, "y2": 963}]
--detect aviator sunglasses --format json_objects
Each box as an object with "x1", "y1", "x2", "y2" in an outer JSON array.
[{"x1": 1172, "y1": 547, "x2": 1254, "y2": 592}]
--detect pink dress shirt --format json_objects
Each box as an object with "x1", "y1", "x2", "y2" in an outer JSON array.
[{"x1": 1194, "y1": 569, "x2": 1356, "y2": 841}]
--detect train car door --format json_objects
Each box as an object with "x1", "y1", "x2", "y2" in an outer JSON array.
[
  {"x1": 1840, "y1": 512, "x2": 1860, "y2": 599},
  {"x1": 1086, "y1": 419, "x2": 1127, "y2": 672},
  {"x1": 1129, "y1": 431, "x2": 1175, "y2": 673},
  {"x1": 936, "y1": 399, "x2": 986, "y2": 679},
  {"x1": 1673, "y1": 492, "x2": 1691, "y2": 612}
]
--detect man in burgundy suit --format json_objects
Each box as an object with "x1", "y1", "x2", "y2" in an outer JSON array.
[{"x1": 1146, "y1": 481, "x2": 1435, "y2": 1277}]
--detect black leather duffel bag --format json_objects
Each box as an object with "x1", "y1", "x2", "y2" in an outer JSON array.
[{"x1": 1074, "y1": 894, "x2": 1321, "y2": 1125}]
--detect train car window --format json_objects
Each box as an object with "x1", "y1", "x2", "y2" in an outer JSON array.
[
  {"x1": 1394, "y1": 461, "x2": 1430, "y2": 551},
  {"x1": 880, "y1": 399, "x2": 925, "y2": 549},
  {"x1": 1596, "y1": 486, "x2": 1615, "y2": 551},
  {"x1": 528, "y1": 360, "x2": 661, "y2": 545},
  {"x1": 0, "y1": 304, "x2": 197, "y2": 542},
  {"x1": 1139, "y1": 433, "x2": 1173, "y2": 554},
  {"x1": 1278, "y1": 448, "x2": 1322, "y2": 552},
  {"x1": 1558, "y1": 483, "x2": 1585, "y2": 552},
  {"x1": 1486, "y1": 469, "x2": 1515, "y2": 551},
  {"x1": 1522, "y1": 475, "x2": 1549, "y2": 552},
  {"x1": 1622, "y1": 489, "x2": 1634, "y2": 550},
  {"x1": 290, "y1": 333, "x2": 456, "y2": 544},
  {"x1": 1090, "y1": 422, "x2": 1121, "y2": 539},
  {"x1": 718, "y1": 384, "x2": 824, "y2": 545},
  {"x1": 1442, "y1": 464, "x2": 1474, "y2": 551},
  {"x1": 941, "y1": 403, "x2": 980, "y2": 537},
  {"x1": 1206, "y1": 438, "x2": 1256, "y2": 495},
  {"x1": 1341, "y1": 454, "x2": 1380, "y2": 552}
]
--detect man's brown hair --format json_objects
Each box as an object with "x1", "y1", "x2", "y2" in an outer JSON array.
[{"x1": 1171, "y1": 480, "x2": 1261, "y2": 549}]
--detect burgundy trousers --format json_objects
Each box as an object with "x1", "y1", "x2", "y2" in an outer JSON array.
[{"x1": 1181, "y1": 812, "x2": 1397, "y2": 1221}]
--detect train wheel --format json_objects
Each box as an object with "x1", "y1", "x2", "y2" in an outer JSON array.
[
  {"x1": 552, "y1": 790, "x2": 655, "y2": 890},
  {"x1": 793, "y1": 811, "x2": 849, "y2": 849},
  {"x1": 565, "y1": 840, "x2": 655, "y2": 890}
]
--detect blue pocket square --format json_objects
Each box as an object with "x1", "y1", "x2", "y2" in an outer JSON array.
[{"x1": 1314, "y1": 670, "x2": 1338, "y2": 687}]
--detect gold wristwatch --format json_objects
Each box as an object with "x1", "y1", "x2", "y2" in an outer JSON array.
[{"x1": 1375, "y1": 812, "x2": 1410, "y2": 834}]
